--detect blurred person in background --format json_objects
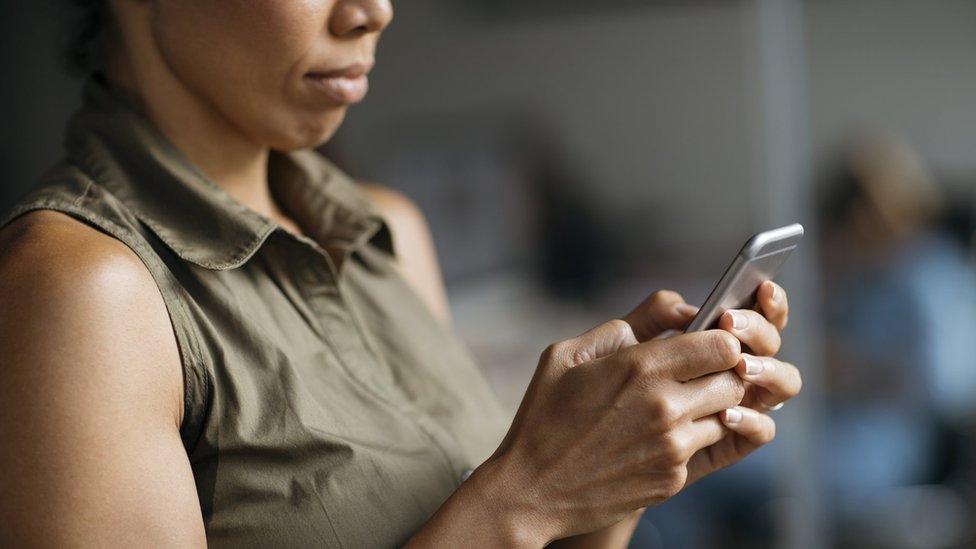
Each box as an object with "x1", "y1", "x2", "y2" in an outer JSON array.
[
  {"x1": 819, "y1": 131, "x2": 976, "y2": 547},
  {"x1": 0, "y1": 1, "x2": 802, "y2": 547}
]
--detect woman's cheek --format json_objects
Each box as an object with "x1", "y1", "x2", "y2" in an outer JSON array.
[{"x1": 242, "y1": 0, "x2": 331, "y2": 62}]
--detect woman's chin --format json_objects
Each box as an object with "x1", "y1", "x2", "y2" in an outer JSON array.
[
  {"x1": 262, "y1": 112, "x2": 346, "y2": 152},
  {"x1": 284, "y1": 111, "x2": 347, "y2": 151}
]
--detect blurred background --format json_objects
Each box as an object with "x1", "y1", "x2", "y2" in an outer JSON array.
[{"x1": 3, "y1": 0, "x2": 976, "y2": 547}]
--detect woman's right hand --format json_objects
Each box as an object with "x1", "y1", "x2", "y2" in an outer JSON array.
[
  {"x1": 408, "y1": 290, "x2": 796, "y2": 548},
  {"x1": 475, "y1": 318, "x2": 746, "y2": 545}
]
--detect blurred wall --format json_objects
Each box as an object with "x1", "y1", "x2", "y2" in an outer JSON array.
[
  {"x1": 0, "y1": 3, "x2": 81, "y2": 208},
  {"x1": 335, "y1": 0, "x2": 976, "y2": 264},
  {"x1": 806, "y1": 0, "x2": 976, "y2": 187},
  {"x1": 338, "y1": 0, "x2": 760, "y2": 261},
  {"x1": 2, "y1": 0, "x2": 976, "y2": 244}
]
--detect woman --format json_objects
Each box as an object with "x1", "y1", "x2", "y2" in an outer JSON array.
[{"x1": 0, "y1": 1, "x2": 801, "y2": 547}]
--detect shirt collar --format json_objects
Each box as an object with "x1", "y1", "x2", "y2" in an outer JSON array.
[{"x1": 64, "y1": 75, "x2": 391, "y2": 271}]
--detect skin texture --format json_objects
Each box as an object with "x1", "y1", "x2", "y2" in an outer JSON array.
[
  {"x1": 106, "y1": 0, "x2": 392, "y2": 226},
  {"x1": 0, "y1": 1, "x2": 802, "y2": 546}
]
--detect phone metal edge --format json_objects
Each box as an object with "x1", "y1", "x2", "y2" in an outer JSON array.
[
  {"x1": 741, "y1": 223, "x2": 804, "y2": 259},
  {"x1": 685, "y1": 223, "x2": 804, "y2": 333}
]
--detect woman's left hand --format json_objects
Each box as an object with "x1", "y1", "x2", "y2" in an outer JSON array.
[
  {"x1": 554, "y1": 283, "x2": 802, "y2": 548},
  {"x1": 685, "y1": 280, "x2": 802, "y2": 484},
  {"x1": 621, "y1": 282, "x2": 802, "y2": 486}
]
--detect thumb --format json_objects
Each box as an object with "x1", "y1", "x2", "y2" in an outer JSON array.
[{"x1": 624, "y1": 290, "x2": 699, "y2": 341}]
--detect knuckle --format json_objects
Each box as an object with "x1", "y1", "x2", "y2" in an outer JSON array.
[
  {"x1": 709, "y1": 330, "x2": 741, "y2": 366},
  {"x1": 660, "y1": 432, "x2": 691, "y2": 464},
  {"x1": 539, "y1": 343, "x2": 558, "y2": 365},
  {"x1": 648, "y1": 290, "x2": 672, "y2": 306},
  {"x1": 647, "y1": 394, "x2": 683, "y2": 429},
  {"x1": 664, "y1": 467, "x2": 688, "y2": 498},
  {"x1": 647, "y1": 290, "x2": 680, "y2": 313},
  {"x1": 627, "y1": 351, "x2": 656, "y2": 380},
  {"x1": 718, "y1": 371, "x2": 747, "y2": 404},
  {"x1": 540, "y1": 341, "x2": 570, "y2": 365},
  {"x1": 606, "y1": 319, "x2": 637, "y2": 345},
  {"x1": 645, "y1": 467, "x2": 687, "y2": 505}
]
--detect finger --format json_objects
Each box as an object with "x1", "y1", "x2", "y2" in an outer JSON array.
[
  {"x1": 719, "y1": 309, "x2": 781, "y2": 356},
  {"x1": 736, "y1": 354, "x2": 802, "y2": 408},
  {"x1": 685, "y1": 408, "x2": 776, "y2": 485},
  {"x1": 624, "y1": 290, "x2": 699, "y2": 342},
  {"x1": 679, "y1": 416, "x2": 729, "y2": 457},
  {"x1": 756, "y1": 281, "x2": 789, "y2": 331},
  {"x1": 720, "y1": 406, "x2": 776, "y2": 446},
  {"x1": 679, "y1": 371, "x2": 746, "y2": 420},
  {"x1": 621, "y1": 329, "x2": 741, "y2": 382},
  {"x1": 546, "y1": 319, "x2": 639, "y2": 370}
]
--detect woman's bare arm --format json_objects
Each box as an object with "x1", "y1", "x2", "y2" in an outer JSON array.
[{"x1": 0, "y1": 211, "x2": 206, "y2": 547}]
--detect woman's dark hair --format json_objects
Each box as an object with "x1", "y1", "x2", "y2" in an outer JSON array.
[{"x1": 61, "y1": 0, "x2": 109, "y2": 76}]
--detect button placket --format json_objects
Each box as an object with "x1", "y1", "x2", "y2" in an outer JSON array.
[
  {"x1": 299, "y1": 256, "x2": 338, "y2": 299},
  {"x1": 284, "y1": 232, "x2": 468, "y2": 479},
  {"x1": 289, "y1": 238, "x2": 400, "y2": 393}
]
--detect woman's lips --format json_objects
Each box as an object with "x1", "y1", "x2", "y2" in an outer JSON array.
[{"x1": 304, "y1": 63, "x2": 372, "y2": 105}]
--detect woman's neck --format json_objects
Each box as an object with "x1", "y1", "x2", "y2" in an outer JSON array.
[{"x1": 106, "y1": 7, "x2": 288, "y2": 225}]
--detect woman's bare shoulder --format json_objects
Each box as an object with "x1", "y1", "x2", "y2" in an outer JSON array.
[
  {"x1": 0, "y1": 210, "x2": 204, "y2": 545},
  {"x1": 0, "y1": 209, "x2": 183, "y2": 422},
  {"x1": 1, "y1": 210, "x2": 149, "y2": 286}
]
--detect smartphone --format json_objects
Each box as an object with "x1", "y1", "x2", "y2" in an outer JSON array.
[{"x1": 685, "y1": 223, "x2": 804, "y2": 332}]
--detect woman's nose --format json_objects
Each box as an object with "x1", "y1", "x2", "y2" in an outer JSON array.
[{"x1": 330, "y1": 0, "x2": 393, "y2": 37}]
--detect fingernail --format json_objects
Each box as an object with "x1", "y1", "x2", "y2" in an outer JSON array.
[
  {"x1": 771, "y1": 284, "x2": 782, "y2": 303},
  {"x1": 724, "y1": 408, "x2": 743, "y2": 424},
  {"x1": 674, "y1": 303, "x2": 699, "y2": 317},
  {"x1": 729, "y1": 311, "x2": 748, "y2": 330},
  {"x1": 743, "y1": 355, "x2": 764, "y2": 375}
]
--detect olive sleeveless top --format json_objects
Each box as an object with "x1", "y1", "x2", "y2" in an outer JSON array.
[{"x1": 0, "y1": 77, "x2": 510, "y2": 547}]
